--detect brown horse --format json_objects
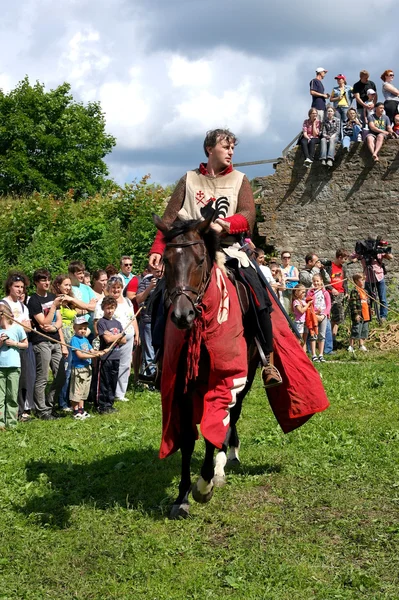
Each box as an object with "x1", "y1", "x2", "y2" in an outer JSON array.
[{"x1": 154, "y1": 214, "x2": 259, "y2": 519}]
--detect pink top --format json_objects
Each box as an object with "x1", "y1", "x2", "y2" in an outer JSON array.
[
  {"x1": 302, "y1": 119, "x2": 321, "y2": 139},
  {"x1": 293, "y1": 299, "x2": 307, "y2": 322},
  {"x1": 306, "y1": 287, "x2": 331, "y2": 317}
]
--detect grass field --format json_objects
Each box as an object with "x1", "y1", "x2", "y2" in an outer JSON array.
[{"x1": 1, "y1": 353, "x2": 399, "y2": 599}]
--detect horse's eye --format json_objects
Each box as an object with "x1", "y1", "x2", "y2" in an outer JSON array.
[{"x1": 198, "y1": 258, "x2": 205, "y2": 266}]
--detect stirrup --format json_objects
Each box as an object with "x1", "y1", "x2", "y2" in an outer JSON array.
[{"x1": 261, "y1": 364, "x2": 283, "y2": 389}]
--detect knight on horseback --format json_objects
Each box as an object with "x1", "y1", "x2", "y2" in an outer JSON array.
[
  {"x1": 148, "y1": 129, "x2": 329, "y2": 518},
  {"x1": 149, "y1": 128, "x2": 281, "y2": 386}
]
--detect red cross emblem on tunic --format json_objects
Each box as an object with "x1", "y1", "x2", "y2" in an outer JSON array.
[{"x1": 196, "y1": 190, "x2": 206, "y2": 205}]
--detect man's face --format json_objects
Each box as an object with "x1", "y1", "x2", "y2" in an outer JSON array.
[
  {"x1": 309, "y1": 255, "x2": 319, "y2": 268},
  {"x1": 360, "y1": 73, "x2": 369, "y2": 83},
  {"x1": 149, "y1": 265, "x2": 163, "y2": 278},
  {"x1": 207, "y1": 138, "x2": 234, "y2": 169},
  {"x1": 36, "y1": 276, "x2": 50, "y2": 294},
  {"x1": 121, "y1": 259, "x2": 133, "y2": 276},
  {"x1": 72, "y1": 269, "x2": 85, "y2": 284},
  {"x1": 255, "y1": 253, "x2": 265, "y2": 266},
  {"x1": 375, "y1": 105, "x2": 384, "y2": 117},
  {"x1": 337, "y1": 255, "x2": 348, "y2": 265},
  {"x1": 320, "y1": 71, "x2": 327, "y2": 79}
]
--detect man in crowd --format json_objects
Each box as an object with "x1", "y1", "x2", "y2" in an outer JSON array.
[
  {"x1": 353, "y1": 70, "x2": 377, "y2": 125},
  {"x1": 136, "y1": 264, "x2": 163, "y2": 387},
  {"x1": 68, "y1": 261, "x2": 98, "y2": 337},
  {"x1": 310, "y1": 67, "x2": 329, "y2": 122},
  {"x1": 118, "y1": 256, "x2": 134, "y2": 288},
  {"x1": 254, "y1": 248, "x2": 274, "y2": 283},
  {"x1": 27, "y1": 269, "x2": 67, "y2": 420},
  {"x1": 366, "y1": 102, "x2": 394, "y2": 162},
  {"x1": 356, "y1": 242, "x2": 393, "y2": 322},
  {"x1": 325, "y1": 249, "x2": 349, "y2": 349},
  {"x1": 299, "y1": 253, "x2": 331, "y2": 288}
]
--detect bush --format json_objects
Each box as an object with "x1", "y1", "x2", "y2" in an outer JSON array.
[{"x1": 0, "y1": 177, "x2": 169, "y2": 290}]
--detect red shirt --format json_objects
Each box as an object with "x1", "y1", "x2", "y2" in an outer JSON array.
[
  {"x1": 330, "y1": 262, "x2": 345, "y2": 293},
  {"x1": 126, "y1": 275, "x2": 139, "y2": 313}
]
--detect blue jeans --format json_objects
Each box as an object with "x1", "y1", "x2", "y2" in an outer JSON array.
[
  {"x1": 366, "y1": 279, "x2": 388, "y2": 320},
  {"x1": 139, "y1": 320, "x2": 156, "y2": 377},
  {"x1": 58, "y1": 348, "x2": 72, "y2": 409},
  {"x1": 342, "y1": 124, "x2": 362, "y2": 149},
  {"x1": 320, "y1": 136, "x2": 337, "y2": 160}
]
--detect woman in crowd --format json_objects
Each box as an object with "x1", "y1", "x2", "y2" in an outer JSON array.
[
  {"x1": 320, "y1": 105, "x2": 340, "y2": 167},
  {"x1": 269, "y1": 261, "x2": 286, "y2": 304},
  {"x1": 52, "y1": 274, "x2": 96, "y2": 411},
  {"x1": 94, "y1": 276, "x2": 139, "y2": 401},
  {"x1": 280, "y1": 251, "x2": 299, "y2": 313},
  {"x1": 381, "y1": 69, "x2": 399, "y2": 124},
  {"x1": 92, "y1": 270, "x2": 108, "y2": 302},
  {"x1": 342, "y1": 108, "x2": 363, "y2": 150},
  {"x1": 301, "y1": 108, "x2": 321, "y2": 167},
  {"x1": 330, "y1": 74, "x2": 353, "y2": 126},
  {"x1": 2, "y1": 273, "x2": 34, "y2": 421}
]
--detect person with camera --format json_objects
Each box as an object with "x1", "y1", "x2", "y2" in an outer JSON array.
[
  {"x1": 324, "y1": 249, "x2": 349, "y2": 349},
  {"x1": 366, "y1": 102, "x2": 395, "y2": 162},
  {"x1": 352, "y1": 238, "x2": 393, "y2": 322},
  {"x1": 342, "y1": 108, "x2": 363, "y2": 150},
  {"x1": 299, "y1": 253, "x2": 331, "y2": 289}
]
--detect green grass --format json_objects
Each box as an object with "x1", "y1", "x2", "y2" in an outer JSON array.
[{"x1": 1, "y1": 355, "x2": 399, "y2": 599}]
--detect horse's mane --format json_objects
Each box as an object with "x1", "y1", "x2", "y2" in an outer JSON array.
[{"x1": 165, "y1": 219, "x2": 220, "y2": 263}]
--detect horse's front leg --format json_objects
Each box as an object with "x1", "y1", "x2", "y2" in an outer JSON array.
[
  {"x1": 170, "y1": 390, "x2": 195, "y2": 519},
  {"x1": 192, "y1": 439, "x2": 215, "y2": 503}
]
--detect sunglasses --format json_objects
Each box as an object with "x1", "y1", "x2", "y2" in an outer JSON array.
[
  {"x1": 123, "y1": 263, "x2": 132, "y2": 266},
  {"x1": 388, "y1": 74, "x2": 394, "y2": 77},
  {"x1": 282, "y1": 256, "x2": 291, "y2": 259},
  {"x1": 11, "y1": 276, "x2": 24, "y2": 282}
]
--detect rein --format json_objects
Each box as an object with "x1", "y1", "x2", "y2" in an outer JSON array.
[{"x1": 165, "y1": 238, "x2": 210, "y2": 314}]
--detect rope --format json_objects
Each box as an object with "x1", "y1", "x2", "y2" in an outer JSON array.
[{"x1": 0, "y1": 306, "x2": 142, "y2": 357}]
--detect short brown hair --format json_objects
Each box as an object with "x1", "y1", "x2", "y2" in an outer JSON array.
[
  {"x1": 203, "y1": 129, "x2": 238, "y2": 157},
  {"x1": 360, "y1": 70, "x2": 369, "y2": 78},
  {"x1": 68, "y1": 260, "x2": 85, "y2": 275},
  {"x1": 336, "y1": 248, "x2": 349, "y2": 259},
  {"x1": 101, "y1": 296, "x2": 117, "y2": 310},
  {"x1": 353, "y1": 273, "x2": 363, "y2": 284}
]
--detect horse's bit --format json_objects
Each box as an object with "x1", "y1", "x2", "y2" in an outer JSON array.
[{"x1": 164, "y1": 239, "x2": 210, "y2": 314}]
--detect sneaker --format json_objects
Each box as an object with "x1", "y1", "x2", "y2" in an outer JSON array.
[
  {"x1": 62, "y1": 407, "x2": 73, "y2": 413},
  {"x1": 115, "y1": 397, "x2": 129, "y2": 402},
  {"x1": 357, "y1": 133, "x2": 362, "y2": 141},
  {"x1": 326, "y1": 159, "x2": 333, "y2": 168},
  {"x1": 304, "y1": 158, "x2": 312, "y2": 167},
  {"x1": 359, "y1": 345, "x2": 368, "y2": 352},
  {"x1": 321, "y1": 159, "x2": 326, "y2": 166},
  {"x1": 347, "y1": 345, "x2": 355, "y2": 353},
  {"x1": 318, "y1": 355, "x2": 326, "y2": 362},
  {"x1": 312, "y1": 355, "x2": 319, "y2": 362},
  {"x1": 19, "y1": 412, "x2": 32, "y2": 422},
  {"x1": 73, "y1": 412, "x2": 85, "y2": 420}
]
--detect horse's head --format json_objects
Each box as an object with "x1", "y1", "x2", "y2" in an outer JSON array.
[{"x1": 153, "y1": 214, "x2": 216, "y2": 330}]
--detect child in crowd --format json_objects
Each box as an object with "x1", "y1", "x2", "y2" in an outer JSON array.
[
  {"x1": 306, "y1": 274, "x2": 331, "y2": 362},
  {"x1": 393, "y1": 114, "x2": 399, "y2": 137},
  {"x1": 0, "y1": 304, "x2": 28, "y2": 429},
  {"x1": 363, "y1": 89, "x2": 377, "y2": 129},
  {"x1": 292, "y1": 285, "x2": 312, "y2": 350},
  {"x1": 83, "y1": 271, "x2": 91, "y2": 287},
  {"x1": 70, "y1": 316, "x2": 96, "y2": 420},
  {"x1": 348, "y1": 273, "x2": 371, "y2": 353},
  {"x1": 96, "y1": 296, "x2": 126, "y2": 414}
]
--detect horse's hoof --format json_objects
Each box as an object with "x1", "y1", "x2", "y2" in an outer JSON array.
[
  {"x1": 192, "y1": 481, "x2": 214, "y2": 504},
  {"x1": 213, "y1": 474, "x2": 226, "y2": 488},
  {"x1": 169, "y1": 503, "x2": 190, "y2": 519}
]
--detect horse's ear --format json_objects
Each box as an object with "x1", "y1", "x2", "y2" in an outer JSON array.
[
  {"x1": 197, "y1": 215, "x2": 213, "y2": 234},
  {"x1": 153, "y1": 214, "x2": 169, "y2": 234}
]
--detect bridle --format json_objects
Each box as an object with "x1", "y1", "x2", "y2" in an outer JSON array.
[{"x1": 164, "y1": 238, "x2": 211, "y2": 314}]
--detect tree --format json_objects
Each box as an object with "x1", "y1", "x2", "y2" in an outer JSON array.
[{"x1": 0, "y1": 77, "x2": 116, "y2": 196}]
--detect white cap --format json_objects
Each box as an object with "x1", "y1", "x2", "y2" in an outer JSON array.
[
  {"x1": 74, "y1": 315, "x2": 89, "y2": 325},
  {"x1": 316, "y1": 67, "x2": 328, "y2": 73},
  {"x1": 367, "y1": 88, "x2": 376, "y2": 95}
]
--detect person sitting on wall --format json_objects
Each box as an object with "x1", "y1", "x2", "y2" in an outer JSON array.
[
  {"x1": 366, "y1": 102, "x2": 394, "y2": 162},
  {"x1": 320, "y1": 105, "x2": 340, "y2": 168},
  {"x1": 342, "y1": 108, "x2": 363, "y2": 150},
  {"x1": 352, "y1": 70, "x2": 377, "y2": 126},
  {"x1": 301, "y1": 108, "x2": 321, "y2": 168},
  {"x1": 363, "y1": 89, "x2": 377, "y2": 129}
]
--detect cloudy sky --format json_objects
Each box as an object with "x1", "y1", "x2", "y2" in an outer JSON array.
[{"x1": 1, "y1": 0, "x2": 398, "y2": 186}]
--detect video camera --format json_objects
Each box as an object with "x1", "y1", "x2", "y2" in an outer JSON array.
[{"x1": 355, "y1": 237, "x2": 392, "y2": 260}]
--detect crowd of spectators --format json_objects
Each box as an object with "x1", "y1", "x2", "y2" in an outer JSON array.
[
  {"x1": 302, "y1": 67, "x2": 399, "y2": 166},
  {"x1": 254, "y1": 245, "x2": 393, "y2": 362},
  {"x1": 0, "y1": 256, "x2": 160, "y2": 430}
]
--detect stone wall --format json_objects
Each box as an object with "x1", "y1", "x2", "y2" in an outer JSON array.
[{"x1": 254, "y1": 139, "x2": 399, "y2": 278}]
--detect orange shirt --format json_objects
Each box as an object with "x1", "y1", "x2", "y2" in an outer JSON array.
[{"x1": 358, "y1": 288, "x2": 370, "y2": 321}]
